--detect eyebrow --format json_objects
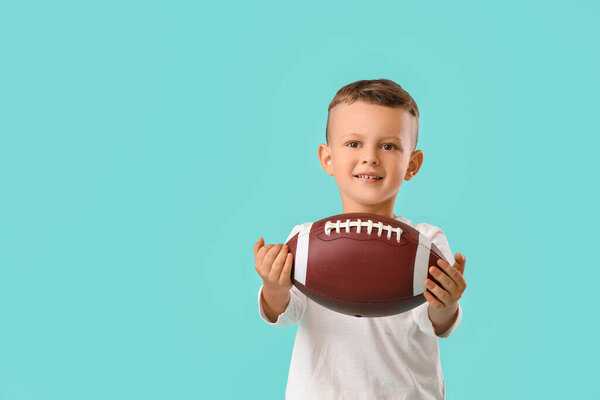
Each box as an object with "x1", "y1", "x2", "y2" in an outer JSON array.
[
  {"x1": 342, "y1": 133, "x2": 402, "y2": 141},
  {"x1": 341, "y1": 133, "x2": 403, "y2": 146}
]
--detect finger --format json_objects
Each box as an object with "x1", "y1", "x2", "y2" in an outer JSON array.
[
  {"x1": 263, "y1": 244, "x2": 284, "y2": 273},
  {"x1": 254, "y1": 237, "x2": 264, "y2": 257},
  {"x1": 424, "y1": 278, "x2": 451, "y2": 306},
  {"x1": 268, "y1": 245, "x2": 289, "y2": 281},
  {"x1": 432, "y1": 264, "x2": 466, "y2": 299},
  {"x1": 279, "y1": 252, "x2": 294, "y2": 285},
  {"x1": 429, "y1": 266, "x2": 457, "y2": 294},
  {"x1": 256, "y1": 243, "x2": 276, "y2": 267},
  {"x1": 436, "y1": 258, "x2": 465, "y2": 287},
  {"x1": 423, "y1": 290, "x2": 444, "y2": 308}
]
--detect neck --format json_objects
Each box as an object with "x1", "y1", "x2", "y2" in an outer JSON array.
[
  {"x1": 340, "y1": 193, "x2": 398, "y2": 219},
  {"x1": 342, "y1": 206, "x2": 396, "y2": 219}
]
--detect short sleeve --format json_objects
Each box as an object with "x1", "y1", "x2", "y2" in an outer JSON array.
[
  {"x1": 411, "y1": 225, "x2": 463, "y2": 338},
  {"x1": 257, "y1": 224, "x2": 309, "y2": 327}
]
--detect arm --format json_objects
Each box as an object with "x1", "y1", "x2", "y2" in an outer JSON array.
[
  {"x1": 260, "y1": 285, "x2": 291, "y2": 323},
  {"x1": 428, "y1": 302, "x2": 460, "y2": 336},
  {"x1": 255, "y1": 224, "x2": 310, "y2": 326},
  {"x1": 254, "y1": 238, "x2": 297, "y2": 326},
  {"x1": 424, "y1": 252, "x2": 467, "y2": 336}
]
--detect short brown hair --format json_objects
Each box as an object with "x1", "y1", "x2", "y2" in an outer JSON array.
[{"x1": 326, "y1": 79, "x2": 420, "y2": 152}]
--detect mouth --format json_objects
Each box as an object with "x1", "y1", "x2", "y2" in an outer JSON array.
[{"x1": 354, "y1": 175, "x2": 383, "y2": 182}]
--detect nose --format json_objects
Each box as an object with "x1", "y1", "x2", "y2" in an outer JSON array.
[{"x1": 361, "y1": 147, "x2": 380, "y2": 165}]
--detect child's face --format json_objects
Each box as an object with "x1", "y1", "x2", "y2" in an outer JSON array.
[{"x1": 318, "y1": 100, "x2": 423, "y2": 216}]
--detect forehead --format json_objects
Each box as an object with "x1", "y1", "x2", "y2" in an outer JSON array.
[{"x1": 328, "y1": 101, "x2": 414, "y2": 142}]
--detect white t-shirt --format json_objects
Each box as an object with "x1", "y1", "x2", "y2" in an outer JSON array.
[{"x1": 258, "y1": 215, "x2": 462, "y2": 400}]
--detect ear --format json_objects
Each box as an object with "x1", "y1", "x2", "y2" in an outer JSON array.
[
  {"x1": 318, "y1": 143, "x2": 334, "y2": 176},
  {"x1": 404, "y1": 150, "x2": 423, "y2": 181}
]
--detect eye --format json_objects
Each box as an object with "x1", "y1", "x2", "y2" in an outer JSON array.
[
  {"x1": 346, "y1": 141, "x2": 360, "y2": 148},
  {"x1": 382, "y1": 143, "x2": 396, "y2": 151}
]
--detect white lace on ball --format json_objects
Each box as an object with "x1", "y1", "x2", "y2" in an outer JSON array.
[{"x1": 324, "y1": 218, "x2": 403, "y2": 243}]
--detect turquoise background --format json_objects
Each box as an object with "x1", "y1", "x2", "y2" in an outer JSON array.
[{"x1": 1, "y1": 0, "x2": 598, "y2": 398}]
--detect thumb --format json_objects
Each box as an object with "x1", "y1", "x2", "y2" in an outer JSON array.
[{"x1": 454, "y1": 252, "x2": 466, "y2": 275}]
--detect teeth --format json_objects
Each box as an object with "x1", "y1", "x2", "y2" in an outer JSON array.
[{"x1": 357, "y1": 175, "x2": 381, "y2": 179}]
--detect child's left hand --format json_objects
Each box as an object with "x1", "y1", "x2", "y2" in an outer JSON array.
[{"x1": 423, "y1": 253, "x2": 467, "y2": 310}]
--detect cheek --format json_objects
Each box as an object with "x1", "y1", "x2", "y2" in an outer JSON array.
[
  {"x1": 335, "y1": 157, "x2": 355, "y2": 170},
  {"x1": 383, "y1": 154, "x2": 402, "y2": 168},
  {"x1": 389, "y1": 160, "x2": 408, "y2": 180}
]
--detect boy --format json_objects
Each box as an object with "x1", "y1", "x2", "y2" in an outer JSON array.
[{"x1": 254, "y1": 79, "x2": 467, "y2": 399}]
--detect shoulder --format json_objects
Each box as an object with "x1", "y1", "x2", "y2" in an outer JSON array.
[
  {"x1": 394, "y1": 214, "x2": 445, "y2": 237},
  {"x1": 285, "y1": 222, "x2": 313, "y2": 243},
  {"x1": 395, "y1": 215, "x2": 453, "y2": 263}
]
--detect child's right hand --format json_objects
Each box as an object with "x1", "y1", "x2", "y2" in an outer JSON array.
[{"x1": 254, "y1": 237, "x2": 294, "y2": 296}]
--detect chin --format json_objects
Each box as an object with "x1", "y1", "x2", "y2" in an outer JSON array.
[{"x1": 351, "y1": 197, "x2": 387, "y2": 207}]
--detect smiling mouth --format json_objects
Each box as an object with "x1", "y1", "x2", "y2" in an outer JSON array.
[{"x1": 355, "y1": 175, "x2": 383, "y2": 182}]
